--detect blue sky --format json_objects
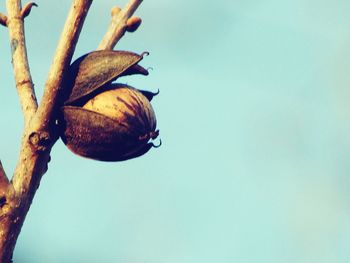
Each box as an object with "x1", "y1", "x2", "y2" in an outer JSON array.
[{"x1": 2, "y1": 0, "x2": 350, "y2": 262}]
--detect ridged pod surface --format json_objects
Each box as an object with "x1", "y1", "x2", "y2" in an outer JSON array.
[
  {"x1": 61, "y1": 86, "x2": 158, "y2": 161},
  {"x1": 83, "y1": 85, "x2": 157, "y2": 132}
]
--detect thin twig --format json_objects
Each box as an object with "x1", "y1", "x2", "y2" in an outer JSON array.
[
  {"x1": 20, "y1": 2, "x2": 37, "y2": 19},
  {"x1": 97, "y1": 0, "x2": 143, "y2": 50},
  {"x1": 0, "y1": 13, "x2": 8, "y2": 27},
  {"x1": 6, "y1": 0, "x2": 37, "y2": 125}
]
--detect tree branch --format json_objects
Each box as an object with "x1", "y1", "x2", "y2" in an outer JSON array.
[
  {"x1": 0, "y1": 1, "x2": 92, "y2": 261},
  {"x1": 6, "y1": 0, "x2": 37, "y2": 125},
  {"x1": 12, "y1": 0, "x2": 92, "y2": 197},
  {"x1": 1, "y1": 0, "x2": 144, "y2": 260},
  {"x1": 97, "y1": 0, "x2": 143, "y2": 50}
]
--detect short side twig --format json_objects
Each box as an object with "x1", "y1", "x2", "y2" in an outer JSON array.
[
  {"x1": 0, "y1": 13, "x2": 8, "y2": 27},
  {"x1": 0, "y1": 161, "x2": 9, "y2": 190},
  {"x1": 97, "y1": 0, "x2": 143, "y2": 50},
  {"x1": 6, "y1": 0, "x2": 38, "y2": 125},
  {"x1": 20, "y1": 2, "x2": 37, "y2": 19}
]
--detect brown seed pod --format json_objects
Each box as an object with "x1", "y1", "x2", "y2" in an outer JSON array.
[{"x1": 59, "y1": 51, "x2": 160, "y2": 161}]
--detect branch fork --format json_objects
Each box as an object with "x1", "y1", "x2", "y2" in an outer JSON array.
[{"x1": 0, "y1": 2, "x2": 37, "y2": 27}]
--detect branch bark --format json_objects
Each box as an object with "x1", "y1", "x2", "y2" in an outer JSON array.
[
  {"x1": 6, "y1": 0, "x2": 37, "y2": 125},
  {"x1": 98, "y1": 0, "x2": 143, "y2": 50}
]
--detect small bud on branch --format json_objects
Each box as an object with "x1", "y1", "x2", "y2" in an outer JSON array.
[
  {"x1": 20, "y1": 2, "x2": 38, "y2": 19},
  {"x1": 126, "y1": 16, "x2": 142, "y2": 32},
  {"x1": 0, "y1": 13, "x2": 8, "y2": 27}
]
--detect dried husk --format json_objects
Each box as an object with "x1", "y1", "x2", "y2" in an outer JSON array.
[{"x1": 64, "y1": 50, "x2": 148, "y2": 106}]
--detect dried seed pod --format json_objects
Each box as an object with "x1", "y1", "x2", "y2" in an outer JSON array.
[{"x1": 59, "y1": 51, "x2": 159, "y2": 162}]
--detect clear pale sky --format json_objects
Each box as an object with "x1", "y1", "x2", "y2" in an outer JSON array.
[{"x1": 1, "y1": 0, "x2": 350, "y2": 262}]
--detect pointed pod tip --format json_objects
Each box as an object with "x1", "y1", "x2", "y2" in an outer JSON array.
[
  {"x1": 138, "y1": 89, "x2": 160, "y2": 101},
  {"x1": 141, "y1": 51, "x2": 150, "y2": 57},
  {"x1": 152, "y1": 139, "x2": 162, "y2": 148}
]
